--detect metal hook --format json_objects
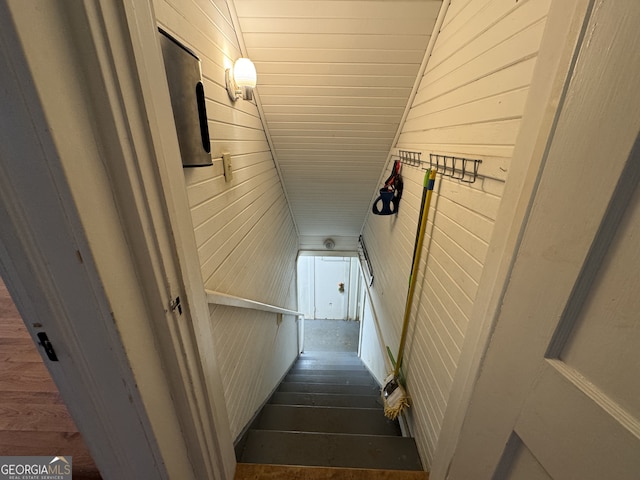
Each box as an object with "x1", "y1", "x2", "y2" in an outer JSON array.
[{"x1": 428, "y1": 153, "x2": 482, "y2": 183}]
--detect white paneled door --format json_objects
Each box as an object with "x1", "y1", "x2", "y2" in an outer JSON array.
[
  {"x1": 492, "y1": 182, "x2": 640, "y2": 479},
  {"x1": 446, "y1": 1, "x2": 640, "y2": 479},
  {"x1": 314, "y1": 257, "x2": 351, "y2": 319}
]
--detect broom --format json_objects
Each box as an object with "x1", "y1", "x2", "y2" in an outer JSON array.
[{"x1": 383, "y1": 168, "x2": 437, "y2": 420}]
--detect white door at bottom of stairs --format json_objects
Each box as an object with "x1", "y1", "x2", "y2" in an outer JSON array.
[
  {"x1": 446, "y1": 2, "x2": 640, "y2": 479},
  {"x1": 314, "y1": 257, "x2": 350, "y2": 320}
]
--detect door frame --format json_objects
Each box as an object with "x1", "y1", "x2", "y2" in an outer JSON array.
[
  {"x1": 313, "y1": 256, "x2": 352, "y2": 320},
  {"x1": 0, "y1": 1, "x2": 234, "y2": 478},
  {"x1": 431, "y1": 0, "x2": 596, "y2": 477}
]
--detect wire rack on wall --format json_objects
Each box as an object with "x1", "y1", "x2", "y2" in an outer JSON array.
[
  {"x1": 398, "y1": 150, "x2": 423, "y2": 167},
  {"x1": 393, "y1": 150, "x2": 483, "y2": 184},
  {"x1": 429, "y1": 154, "x2": 482, "y2": 184}
]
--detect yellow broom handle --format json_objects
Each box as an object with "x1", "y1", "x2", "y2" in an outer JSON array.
[{"x1": 394, "y1": 169, "x2": 437, "y2": 378}]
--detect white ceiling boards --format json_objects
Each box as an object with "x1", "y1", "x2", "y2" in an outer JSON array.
[{"x1": 232, "y1": 0, "x2": 443, "y2": 250}]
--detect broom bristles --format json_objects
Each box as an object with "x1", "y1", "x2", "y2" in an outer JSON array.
[
  {"x1": 384, "y1": 397, "x2": 409, "y2": 420},
  {"x1": 382, "y1": 374, "x2": 410, "y2": 420}
]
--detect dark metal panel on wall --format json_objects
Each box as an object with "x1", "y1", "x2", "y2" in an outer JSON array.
[{"x1": 159, "y1": 29, "x2": 212, "y2": 167}]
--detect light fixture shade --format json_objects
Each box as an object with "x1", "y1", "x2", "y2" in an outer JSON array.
[{"x1": 233, "y1": 58, "x2": 257, "y2": 88}]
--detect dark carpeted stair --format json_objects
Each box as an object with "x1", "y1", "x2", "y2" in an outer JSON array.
[{"x1": 235, "y1": 351, "x2": 423, "y2": 471}]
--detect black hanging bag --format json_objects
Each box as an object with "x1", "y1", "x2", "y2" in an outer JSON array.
[{"x1": 372, "y1": 160, "x2": 403, "y2": 215}]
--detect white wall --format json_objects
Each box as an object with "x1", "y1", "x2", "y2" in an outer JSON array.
[
  {"x1": 297, "y1": 256, "x2": 315, "y2": 319},
  {"x1": 360, "y1": 0, "x2": 552, "y2": 467},
  {"x1": 359, "y1": 295, "x2": 387, "y2": 385},
  {"x1": 153, "y1": 0, "x2": 299, "y2": 439},
  {"x1": 210, "y1": 303, "x2": 298, "y2": 438},
  {"x1": 347, "y1": 258, "x2": 362, "y2": 321}
]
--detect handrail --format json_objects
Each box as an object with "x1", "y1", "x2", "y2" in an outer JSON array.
[{"x1": 205, "y1": 290, "x2": 303, "y2": 317}]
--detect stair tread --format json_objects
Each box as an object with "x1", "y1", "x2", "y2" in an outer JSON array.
[
  {"x1": 287, "y1": 364, "x2": 369, "y2": 373},
  {"x1": 239, "y1": 430, "x2": 423, "y2": 471},
  {"x1": 285, "y1": 374, "x2": 376, "y2": 385},
  {"x1": 289, "y1": 368, "x2": 370, "y2": 376},
  {"x1": 296, "y1": 355, "x2": 363, "y2": 361},
  {"x1": 258, "y1": 404, "x2": 400, "y2": 436},
  {"x1": 300, "y1": 350, "x2": 359, "y2": 358},
  {"x1": 278, "y1": 382, "x2": 380, "y2": 396},
  {"x1": 236, "y1": 353, "x2": 421, "y2": 472},
  {"x1": 296, "y1": 355, "x2": 362, "y2": 361},
  {"x1": 270, "y1": 392, "x2": 383, "y2": 409},
  {"x1": 294, "y1": 362, "x2": 364, "y2": 370}
]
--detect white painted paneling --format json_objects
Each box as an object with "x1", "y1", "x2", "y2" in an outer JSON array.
[
  {"x1": 360, "y1": 0, "x2": 552, "y2": 467},
  {"x1": 360, "y1": 295, "x2": 387, "y2": 385},
  {"x1": 297, "y1": 256, "x2": 315, "y2": 319},
  {"x1": 234, "y1": 0, "x2": 444, "y2": 249},
  {"x1": 153, "y1": 0, "x2": 299, "y2": 438},
  {"x1": 346, "y1": 258, "x2": 362, "y2": 321},
  {"x1": 210, "y1": 304, "x2": 298, "y2": 439}
]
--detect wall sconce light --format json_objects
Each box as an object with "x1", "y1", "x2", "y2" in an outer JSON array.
[{"x1": 225, "y1": 58, "x2": 257, "y2": 102}]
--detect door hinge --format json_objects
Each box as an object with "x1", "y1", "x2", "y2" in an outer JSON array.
[
  {"x1": 37, "y1": 332, "x2": 59, "y2": 361},
  {"x1": 169, "y1": 296, "x2": 182, "y2": 315}
]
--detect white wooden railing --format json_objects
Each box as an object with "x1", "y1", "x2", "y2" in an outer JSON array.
[{"x1": 205, "y1": 290, "x2": 303, "y2": 317}]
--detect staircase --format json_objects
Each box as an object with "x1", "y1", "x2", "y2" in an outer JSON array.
[{"x1": 235, "y1": 351, "x2": 426, "y2": 479}]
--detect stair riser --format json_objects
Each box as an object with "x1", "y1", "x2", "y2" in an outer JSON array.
[
  {"x1": 270, "y1": 392, "x2": 383, "y2": 409},
  {"x1": 240, "y1": 430, "x2": 423, "y2": 471}
]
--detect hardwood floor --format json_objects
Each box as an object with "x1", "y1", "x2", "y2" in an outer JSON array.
[{"x1": 0, "y1": 277, "x2": 102, "y2": 479}]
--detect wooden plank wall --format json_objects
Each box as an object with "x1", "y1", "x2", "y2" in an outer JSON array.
[
  {"x1": 359, "y1": 295, "x2": 387, "y2": 386},
  {"x1": 360, "y1": 0, "x2": 552, "y2": 467},
  {"x1": 152, "y1": 0, "x2": 299, "y2": 439}
]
